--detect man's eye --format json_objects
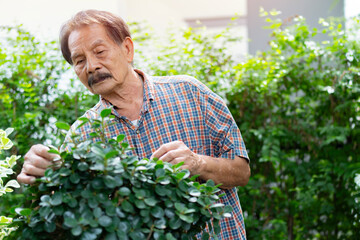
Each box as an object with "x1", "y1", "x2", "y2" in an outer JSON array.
[
  {"x1": 76, "y1": 59, "x2": 84, "y2": 65},
  {"x1": 97, "y1": 50, "x2": 105, "y2": 55}
]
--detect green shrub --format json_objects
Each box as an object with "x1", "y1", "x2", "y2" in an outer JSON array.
[
  {"x1": 0, "y1": 128, "x2": 20, "y2": 239},
  {"x1": 9, "y1": 109, "x2": 231, "y2": 240}
]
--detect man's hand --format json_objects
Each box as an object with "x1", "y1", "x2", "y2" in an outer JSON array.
[
  {"x1": 17, "y1": 144, "x2": 60, "y2": 184},
  {"x1": 151, "y1": 140, "x2": 250, "y2": 189},
  {"x1": 151, "y1": 141, "x2": 205, "y2": 175}
]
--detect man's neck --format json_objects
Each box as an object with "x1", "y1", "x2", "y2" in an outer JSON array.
[{"x1": 103, "y1": 70, "x2": 144, "y2": 121}]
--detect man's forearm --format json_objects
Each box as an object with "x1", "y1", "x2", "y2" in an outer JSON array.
[{"x1": 195, "y1": 155, "x2": 251, "y2": 189}]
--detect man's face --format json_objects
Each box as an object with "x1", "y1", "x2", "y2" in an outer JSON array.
[{"x1": 68, "y1": 23, "x2": 134, "y2": 95}]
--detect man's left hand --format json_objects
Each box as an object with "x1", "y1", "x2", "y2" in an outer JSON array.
[{"x1": 151, "y1": 141, "x2": 205, "y2": 175}]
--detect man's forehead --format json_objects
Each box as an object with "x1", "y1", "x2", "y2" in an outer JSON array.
[{"x1": 68, "y1": 26, "x2": 110, "y2": 58}]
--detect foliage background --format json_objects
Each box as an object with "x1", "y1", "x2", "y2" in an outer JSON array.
[{"x1": 0, "y1": 11, "x2": 359, "y2": 239}]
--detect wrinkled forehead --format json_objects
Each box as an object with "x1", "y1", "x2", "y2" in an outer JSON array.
[
  {"x1": 68, "y1": 24, "x2": 113, "y2": 47},
  {"x1": 68, "y1": 25, "x2": 112, "y2": 58}
]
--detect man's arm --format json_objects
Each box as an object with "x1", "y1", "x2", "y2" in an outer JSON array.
[{"x1": 151, "y1": 141, "x2": 250, "y2": 189}]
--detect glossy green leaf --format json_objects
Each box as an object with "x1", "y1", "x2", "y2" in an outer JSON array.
[
  {"x1": 15, "y1": 208, "x2": 32, "y2": 216},
  {"x1": 116, "y1": 134, "x2": 125, "y2": 142},
  {"x1": 118, "y1": 187, "x2": 131, "y2": 196},
  {"x1": 100, "y1": 108, "x2": 112, "y2": 118},
  {"x1": 55, "y1": 122, "x2": 70, "y2": 131},
  {"x1": 71, "y1": 225, "x2": 83, "y2": 236},
  {"x1": 98, "y1": 215, "x2": 112, "y2": 227},
  {"x1": 50, "y1": 192, "x2": 62, "y2": 206},
  {"x1": 105, "y1": 150, "x2": 119, "y2": 160},
  {"x1": 151, "y1": 206, "x2": 164, "y2": 218}
]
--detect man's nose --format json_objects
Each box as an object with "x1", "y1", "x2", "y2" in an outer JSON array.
[{"x1": 86, "y1": 56, "x2": 101, "y2": 74}]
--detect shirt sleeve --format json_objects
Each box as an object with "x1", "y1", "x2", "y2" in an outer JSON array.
[{"x1": 205, "y1": 90, "x2": 249, "y2": 161}]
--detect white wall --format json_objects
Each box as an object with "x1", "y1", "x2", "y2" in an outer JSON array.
[
  {"x1": 0, "y1": 0, "x2": 120, "y2": 40},
  {"x1": 0, "y1": 0, "x2": 247, "y2": 39}
]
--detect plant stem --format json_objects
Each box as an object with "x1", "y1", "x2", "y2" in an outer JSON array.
[{"x1": 146, "y1": 224, "x2": 155, "y2": 240}]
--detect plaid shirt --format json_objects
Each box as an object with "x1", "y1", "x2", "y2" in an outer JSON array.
[{"x1": 64, "y1": 69, "x2": 249, "y2": 239}]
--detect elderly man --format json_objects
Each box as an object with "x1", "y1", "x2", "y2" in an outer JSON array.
[{"x1": 17, "y1": 10, "x2": 251, "y2": 239}]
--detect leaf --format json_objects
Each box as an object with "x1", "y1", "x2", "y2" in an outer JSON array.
[
  {"x1": 134, "y1": 199, "x2": 146, "y2": 209},
  {"x1": 178, "y1": 213, "x2": 193, "y2": 223},
  {"x1": 201, "y1": 232, "x2": 210, "y2": 240},
  {"x1": 189, "y1": 174, "x2": 200, "y2": 181},
  {"x1": 15, "y1": 208, "x2": 32, "y2": 216},
  {"x1": 70, "y1": 173, "x2": 80, "y2": 184},
  {"x1": 355, "y1": 174, "x2": 360, "y2": 187},
  {"x1": 91, "y1": 145, "x2": 106, "y2": 158},
  {"x1": 98, "y1": 215, "x2": 112, "y2": 227},
  {"x1": 213, "y1": 220, "x2": 221, "y2": 234},
  {"x1": 50, "y1": 192, "x2": 63, "y2": 206},
  {"x1": 78, "y1": 162, "x2": 89, "y2": 171},
  {"x1": 169, "y1": 217, "x2": 182, "y2": 230},
  {"x1": 129, "y1": 231, "x2": 146, "y2": 239},
  {"x1": 189, "y1": 188, "x2": 201, "y2": 197},
  {"x1": 93, "y1": 207, "x2": 103, "y2": 219},
  {"x1": 116, "y1": 134, "x2": 125, "y2": 142},
  {"x1": 40, "y1": 195, "x2": 51, "y2": 203},
  {"x1": 121, "y1": 200, "x2": 134, "y2": 213},
  {"x1": 144, "y1": 197, "x2": 158, "y2": 207},
  {"x1": 206, "y1": 179, "x2": 215, "y2": 187},
  {"x1": 64, "y1": 216, "x2": 78, "y2": 228},
  {"x1": 173, "y1": 161, "x2": 184, "y2": 169},
  {"x1": 154, "y1": 218, "x2": 167, "y2": 229},
  {"x1": 45, "y1": 221, "x2": 56, "y2": 233},
  {"x1": 5, "y1": 128, "x2": 14, "y2": 136},
  {"x1": 104, "y1": 232, "x2": 117, "y2": 240},
  {"x1": 59, "y1": 168, "x2": 71, "y2": 177},
  {"x1": 151, "y1": 206, "x2": 164, "y2": 218},
  {"x1": 165, "y1": 209, "x2": 175, "y2": 219},
  {"x1": 118, "y1": 187, "x2": 131, "y2": 196},
  {"x1": 165, "y1": 233, "x2": 177, "y2": 240},
  {"x1": 183, "y1": 208, "x2": 196, "y2": 214},
  {"x1": 100, "y1": 108, "x2": 112, "y2": 118},
  {"x1": 174, "y1": 202, "x2": 186, "y2": 212},
  {"x1": 103, "y1": 175, "x2": 117, "y2": 188},
  {"x1": 71, "y1": 225, "x2": 83, "y2": 236},
  {"x1": 210, "y1": 203, "x2": 224, "y2": 209},
  {"x1": 5, "y1": 180, "x2": 20, "y2": 189},
  {"x1": 105, "y1": 150, "x2": 119, "y2": 160},
  {"x1": 47, "y1": 149, "x2": 60, "y2": 154},
  {"x1": 55, "y1": 121, "x2": 70, "y2": 131},
  {"x1": 89, "y1": 132, "x2": 99, "y2": 138},
  {"x1": 81, "y1": 189, "x2": 93, "y2": 199},
  {"x1": 156, "y1": 168, "x2": 165, "y2": 178},
  {"x1": 0, "y1": 216, "x2": 12, "y2": 224},
  {"x1": 91, "y1": 178, "x2": 103, "y2": 189}
]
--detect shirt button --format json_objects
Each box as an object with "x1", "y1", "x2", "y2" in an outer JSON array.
[{"x1": 136, "y1": 129, "x2": 140, "y2": 134}]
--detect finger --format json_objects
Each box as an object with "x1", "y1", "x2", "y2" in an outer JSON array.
[
  {"x1": 17, "y1": 172, "x2": 36, "y2": 185},
  {"x1": 30, "y1": 144, "x2": 60, "y2": 162},
  {"x1": 27, "y1": 155, "x2": 54, "y2": 169},
  {"x1": 23, "y1": 163, "x2": 47, "y2": 177},
  {"x1": 151, "y1": 141, "x2": 184, "y2": 160},
  {"x1": 159, "y1": 149, "x2": 186, "y2": 162}
]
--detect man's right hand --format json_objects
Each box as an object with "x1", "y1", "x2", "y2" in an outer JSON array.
[{"x1": 17, "y1": 144, "x2": 60, "y2": 184}]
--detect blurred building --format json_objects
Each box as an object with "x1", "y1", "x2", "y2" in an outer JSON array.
[{"x1": 247, "y1": 0, "x2": 345, "y2": 54}]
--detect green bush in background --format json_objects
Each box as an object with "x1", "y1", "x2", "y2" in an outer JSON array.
[{"x1": 0, "y1": 10, "x2": 359, "y2": 239}]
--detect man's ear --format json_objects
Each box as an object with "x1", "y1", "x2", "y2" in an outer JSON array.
[{"x1": 122, "y1": 37, "x2": 134, "y2": 63}]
